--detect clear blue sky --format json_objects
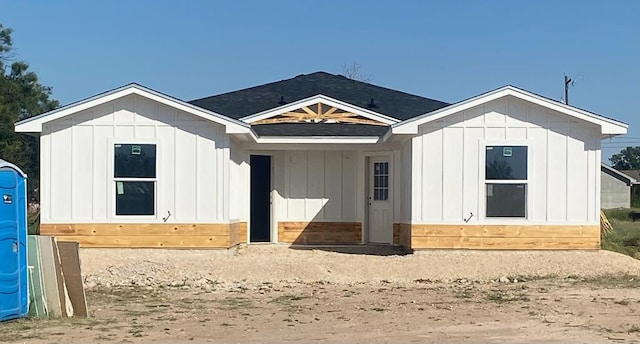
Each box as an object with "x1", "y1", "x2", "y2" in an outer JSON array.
[{"x1": 2, "y1": 0, "x2": 638, "y2": 161}]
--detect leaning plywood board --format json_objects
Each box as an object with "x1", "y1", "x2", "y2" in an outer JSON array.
[
  {"x1": 27, "y1": 236, "x2": 48, "y2": 317},
  {"x1": 38, "y1": 236, "x2": 73, "y2": 317},
  {"x1": 38, "y1": 236, "x2": 63, "y2": 317},
  {"x1": 51, "y1": 238, "x2": 74, "y2": 317},
  {"x1": 57, "y1": 241, "x2": 88, "y2": 317}
]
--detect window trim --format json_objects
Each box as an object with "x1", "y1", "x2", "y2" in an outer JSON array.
[
  {"x1": 480, "y1": 140, "x2": 532, "y2": 221},
  {"x1": 109, "y1": 139, "x2": 159, "y2": 219},
  {"x1": 373, "y1": 161, "x2": 390, "y2": 201}
]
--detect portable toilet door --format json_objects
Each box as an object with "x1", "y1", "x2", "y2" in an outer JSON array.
[{"x1": 0, "y1": 159, "x2": 28, "y2": 321}]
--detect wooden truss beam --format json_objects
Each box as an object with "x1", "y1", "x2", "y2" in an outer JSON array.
[{"x1": 252, "y1": 102, "x2": 388, "y2": 126}]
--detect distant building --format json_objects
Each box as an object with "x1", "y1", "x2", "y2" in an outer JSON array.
[{"x1": 601, "y1": 163, "x2": 637, "y2": 208}]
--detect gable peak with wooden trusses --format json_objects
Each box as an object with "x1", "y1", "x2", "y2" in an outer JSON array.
[
  {"x1": 253, "y1": 101, "x2": 388, "y2": 126},
  {"x1": 242, "y1": 95, "x2": 399, "y2": 127}
]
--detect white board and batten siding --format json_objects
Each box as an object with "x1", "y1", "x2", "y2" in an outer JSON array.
[
  {"x1": 272, "y1": 149, "x2": 403, "y2": 225},
  {"x1": 399, "y1": 139, "x2": 413, "y2": 224},
  {"x1": 411, "y1": 95, "x2": 601, "y2": 225},
  {"x1": 40, "y1": 94, "x2": 235, "y2": 224},
  {"x1": 277, "y1": 150, "x2": 360, "y2": 222}
]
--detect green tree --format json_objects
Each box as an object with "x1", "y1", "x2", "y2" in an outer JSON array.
[
  {"x1": 0, "y1": 23, "x2": 59, "y2": 201},
  {"x1": 610, "y1": 146, "x2": 640, "y2": 170}
]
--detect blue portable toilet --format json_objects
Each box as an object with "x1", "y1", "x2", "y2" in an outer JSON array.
[{"x1": 0, "y1": 158, "x2": 28, "y2": 321}]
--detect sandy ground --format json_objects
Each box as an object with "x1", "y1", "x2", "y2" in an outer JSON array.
[
  {"x1": 80, "y1": 245, "x2": 640, "y2": 287},
  {"x1": 2, "y1": 246, "x2": 640, "y2": 343}
]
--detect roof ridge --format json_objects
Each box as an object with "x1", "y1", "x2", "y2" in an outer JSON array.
[{"x1": 189, "y1": 71, "x2": 448, "y2": 105}]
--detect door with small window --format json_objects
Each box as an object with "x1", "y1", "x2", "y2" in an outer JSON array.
[{"x1": 368, "y1": 157, "x2": 393, "y2": 244}]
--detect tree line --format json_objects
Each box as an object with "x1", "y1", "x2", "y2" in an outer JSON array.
[{"x1": 1, "y1": 23, "x2": 58, "y2": 201}]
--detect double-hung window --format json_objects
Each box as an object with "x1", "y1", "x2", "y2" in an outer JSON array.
[
  {"x1": 114, "y1": 143, "x2": 156, "y2": 216},
  {"x1": 485, "y1": 146, "x2": 527, "y2": 218}
]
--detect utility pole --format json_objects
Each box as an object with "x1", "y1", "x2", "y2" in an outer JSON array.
[{"x1": 564, "y1": 74, "x2": 572, "y2": 105}]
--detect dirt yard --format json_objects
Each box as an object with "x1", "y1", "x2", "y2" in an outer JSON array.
[{"x1": 2, "y1": 246, "x2": 640, "y2": 343}]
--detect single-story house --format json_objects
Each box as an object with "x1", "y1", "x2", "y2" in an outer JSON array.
[
  {"x1": 15, "y1": 72, "x2": 628, "y2": 249},
  {"x1": 600, "y1": 163, "x2": 636, "y2": 209},
  {"x1": 617, "y1": 169, "x2": 640, "y2": 208}
]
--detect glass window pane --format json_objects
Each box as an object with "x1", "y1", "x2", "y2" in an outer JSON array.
[
  {"x1": 486, "y1": 146, "x2": 527, "y2": 180},
  {"x1": 115, "y1": 144, "x2": 156, "y2": 178},
  {"x1": 486, "y1": 183, "x2": 526, "y2": 217},
  {"x1": 372, "y1": 162, "x2": 390, "y2": 201},
  {"x1": 116, "y1": 181, "x2": 155, "y2": 215}
]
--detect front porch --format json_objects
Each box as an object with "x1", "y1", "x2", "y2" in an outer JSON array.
[{"x1": 243, "y1": 146, "x2": 404, "y2": 247}]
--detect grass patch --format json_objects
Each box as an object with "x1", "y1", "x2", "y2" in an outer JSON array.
[
  {"x1": 342, "y1": 290, "x2": 357, "y2": 297},
  {"x1": 269, "y1": 294, "x2": 309, "y2": 305},
  {"x1": 269, "y1": 294, "x2": 310, "y2": 312},
  {"x1": 0, "y1": 319, "x2": 46, "y2": 341},
  {"x1": 601, "y1": 216, "x2": 640, "y2": 259},
  {"x1": 454, "y1": 287, "x2": 475, "y2": 299},
  {"x1": 603, "y1": 208, "x2": 640, "y2": 222},
  {"x1": 27, "y1": 211, "x2": 40, "y2": 235},
  {"x1": 215, "y1": 296, "x2": 255, "y2": 310},
  {"x1": 572, "y1": 274, "x2": 640, "y2": 288},
  {"x1": 485, "y1": 290, "x2": 530, "y2": 303},
  {"x1": 0, "y1": 317, "x2": 109, "y2": 342},
  {"x1": 174, "y1": 297, "x2": 209, "y2": 310},
  {"x1": 88, "y1": 287, "x2": 165, "y2": 305}
]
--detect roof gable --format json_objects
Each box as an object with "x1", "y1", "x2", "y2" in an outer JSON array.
[
  {"x1": 15, "y1": 83, "x2": 250, "y2": 134},
  {"x1": 392, "y1": 85, "x2": 628, "y2": 136},
  {"x1": 189, "y1": 72, "x2": 450, "y2": 120},
  {"x1": 243, "y1": 95, "x2": 397, "y2": 126}
]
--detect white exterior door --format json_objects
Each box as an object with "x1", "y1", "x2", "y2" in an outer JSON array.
[{"x1": 368, "y1": 157, "x2": 393, "y2": 244}]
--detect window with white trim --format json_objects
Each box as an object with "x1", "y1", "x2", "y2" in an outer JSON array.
[
  {"x1": 373, "y1": 162, "x2": 389, "y2": 201},
  {"x1": 485, "y1": 146, "x2": 527, "y2": 218},
  {"x1": 114, "y1": 144, "x2": 156, "y2": 216}
]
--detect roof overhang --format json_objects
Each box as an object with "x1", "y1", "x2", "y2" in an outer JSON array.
[
  {"x1": 601, "y1": 163, "x2": 637, "y2": 185},
  {"x1": 392, "y1": 86, "x2": 628, "y2": 136},
  {"x1": 15, "y1": 83, "x2": 251, "y2": 134},
  {"x1": 241, "y1": 94, "x2": 399, "y2": 125},
  {"x1": 253, "y1": 136, "x2": 381, "y2": 144}
]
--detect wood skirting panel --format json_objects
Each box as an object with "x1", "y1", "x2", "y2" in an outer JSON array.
[
  {"x1": 393, "y1": 223, "x2": 412, "y2": 247},
  {"x1": 398, "y1": 223, "x2": 412, "y2": 249},
  {"x1": 393, "y1": 224, "x2": 400, "y2": 245},
  {"x1": 278, "y1": 222, "x2": 362, "y2": 245},
  {"x1": 40, "y1": 223, "x2": 247, "y2": 248},
  {"x1": 408, "y1": 224, "x2": 600, "y2": 250},
  {"x1": 229, "y1": 222, "x2": 248, "y2": 247}
]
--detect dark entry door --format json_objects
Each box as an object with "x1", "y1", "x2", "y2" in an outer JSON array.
[{"x1": 250, "y1": 155, "x2": 271, "y2": 242}]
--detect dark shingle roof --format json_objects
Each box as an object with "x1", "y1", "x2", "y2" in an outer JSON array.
[
  {"x1": 252, "y1": 123, "x2": 388, "y2": 137},
  {"x1": 189, "y1": 72, "x2": 449, "y2": 121},
  {"x1": 619, "y1": 169, "x2": 640, "y2": 182}
]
